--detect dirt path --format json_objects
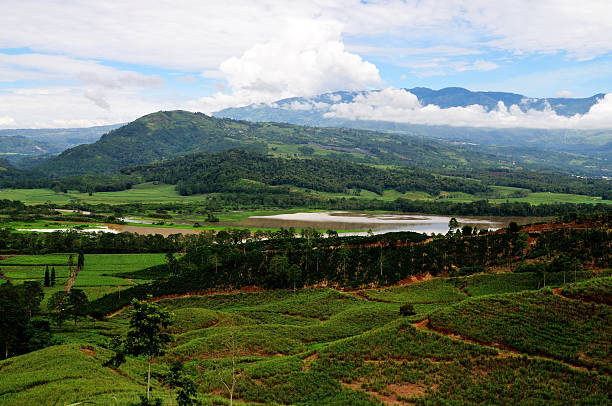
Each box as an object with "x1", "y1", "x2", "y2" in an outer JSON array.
[{"x1": 65, "y1": 265, "x2": 81, "y2": 292}]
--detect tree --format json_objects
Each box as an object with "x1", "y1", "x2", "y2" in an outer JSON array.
[
  {"x1": 164, "y1": 360, "x2": 198, "y2": 406},
  {"x1": 19, "y1": 281, "x2": 44, "y2": 317},
  {"x1": 216, "y1": 319, "x2": 238, "y2": 406},
  {"x1": 508, "y1": 221, "x2": 520, "y2": 233},
  {"x1": 448, "y1": 217, "x2": 459, "y2": 231},
  {"x1": 399, "y1": 304, "x2": 416, "y2": 316},
  {"x1": 44, "y1": 266, "x2": 50, "y2": 288},
  {"x1": 288, "y1": 264, "x2": 302, "y2": 293},
  {"x1": 165, "y1": 252, "x2": 178, "y2": 276},
  {"x1": 51, "y1": 267, "x2": 56, "y2": 286},
  {"x1": 326, "y1": 229, "x2": 339, "y2": 239},
  {"x1": 461, "y1": 225, "x2": 473, "y2": 236},
  {"x1": 77, "y1": 251, "x2": 85, "y2": 269},
  {"x1": 0, "y1": 281, "x2": 28, "y2": 359},
  {"x1": 47, "y1": 291, "x2": 69, "y2": 327},
  {"x1": 67, "y1": 289, "x2": 88, "y2": 326},
  {"x1": 110, "y1": 297, "x2": 173, "y2": 402}
]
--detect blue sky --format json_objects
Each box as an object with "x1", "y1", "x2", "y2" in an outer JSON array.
[{"x1": 1, "y1": 1, "x2": 612, "y2": 128}]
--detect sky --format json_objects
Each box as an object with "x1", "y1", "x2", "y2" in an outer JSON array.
[{"x1": 1, "y1": 0, "x2": 612, "y2": 129}]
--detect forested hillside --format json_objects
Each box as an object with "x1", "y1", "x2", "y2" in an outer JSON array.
[{"x1": 125, "y1": 149, "x2": 489, "y2": 197}]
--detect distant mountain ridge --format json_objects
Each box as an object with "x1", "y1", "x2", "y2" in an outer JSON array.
[
  {"x1": 0, "y1": 124, "x2": 123, "y2": 165},
  {"x1": 217, "y1": 87, "x2": 604, "y2": 119}
]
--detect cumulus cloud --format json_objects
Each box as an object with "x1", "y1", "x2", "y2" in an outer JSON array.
[
  {"x1": 324, "y1": 87, "x2": 612, "y2": 130},
  {"x1": 1, "y1": 1, "x2": 611, "y2": 127},
  {"x1": 187, "y1": 19, "x2": 381, "y2": 112}
]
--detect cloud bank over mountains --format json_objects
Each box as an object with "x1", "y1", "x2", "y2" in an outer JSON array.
[{"x1": 323, "y1": 88, "x2": 612, "y2": 130}]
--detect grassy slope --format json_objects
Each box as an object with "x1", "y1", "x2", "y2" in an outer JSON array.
[{"x1": 1, "y1": 269, "x2": 610, "y2": 405}]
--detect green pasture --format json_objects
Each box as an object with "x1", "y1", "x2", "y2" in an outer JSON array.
[{"x1": 1, "y1": 182, "x2": 610, "y2": 208}]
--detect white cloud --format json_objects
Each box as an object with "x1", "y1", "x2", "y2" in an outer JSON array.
[
  {"x1": 454, "y1": 59, "x2": 499, "y2": 72},
  {"x1": 0, "y1": 53, "x2": 167, "y2": 127},
  {"x1": 1, "y1": 1, "x2": 610, "y2": 71},
  {"x1": 0, "y1": 53, "x2": 163, "y2": 88},
  {"x1": 0, "y1": 116, "x2": 16, "y2": 127},
  {"x1": 555, "y1": 90, "x2": 574, "y2": 98},
  {"x1": 325, "y1": 87, "x2": 612, "y2": 130},
  {"x1": 1, "y1": 1, "x2": 611, "y2": 127},
  {"x1": 186, "y1": 19, "x2": 381, "y2": 112},
  {"x1": 0, "y1": 86, "x2": 167, "y2": 129}
]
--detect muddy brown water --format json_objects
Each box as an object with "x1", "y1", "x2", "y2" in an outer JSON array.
[
  {"x1": 101, "y1": 212, "x2": 550, "y2": 236},
  {"x1": 241, "y1": 211, "x2": 504, "y2": 235}
]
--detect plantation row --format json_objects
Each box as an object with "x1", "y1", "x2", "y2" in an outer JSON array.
[{"x1": 429, "y1": 290, "x2": 612, "y2": 372}]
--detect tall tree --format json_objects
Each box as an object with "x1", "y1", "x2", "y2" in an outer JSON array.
[
  {"x1": 47, "y1": 291, "x2": 69, "y2": 327},
  {"x1": 108, "y1": 297, "x2": 173, "y2": 402},
  {"x1": 67, "y1": 289, "x2": 88, "y2": 326},
  {"x1": 50, "y1": 267, "x2": 56, "y2": 286},
  {"x1": 77, "y1": 252, "x2": 85, "y2": 269},
  {"x1": 19, "y1": 281, "x2": 44, "y2": 318},
  {"x1": 44, "y1": 266, "x2": 50, "y2": 288},
  {"x1": 0, "y1": 281, "x2": 28, "y2": 359}
]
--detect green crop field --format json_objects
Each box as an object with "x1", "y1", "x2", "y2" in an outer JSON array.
[
  {"x1": 0, "y1": 253, "x2": 166, "y2": 300},
  {"x1": 1, "y1": 182, "x2": 610, "y2": 207},
  {"x1": 361, "y1": 278, "x2": 468, "y2": 304}
]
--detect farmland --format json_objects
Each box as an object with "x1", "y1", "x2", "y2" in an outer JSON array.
[
  {"x1": 0, "y1": 253, "x2": 166, "y2": 299},
  {"x1": 1, "y1": 182, "x2": 611, "y2": 207}
]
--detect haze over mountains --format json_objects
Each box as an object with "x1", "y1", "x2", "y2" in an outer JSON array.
[{"x1": 0, "y1": 124, "x2": 122, "y2": 164}]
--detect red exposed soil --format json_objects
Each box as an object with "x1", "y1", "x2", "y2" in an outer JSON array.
[
  {"x1": 80, "y1": 346, "x2": 95, "y2": 358},
  {"x1": 342, "y1": 381, "x2": 427, "y2": 405},
  {"x1": 398, "y1": 273, "x2": 434, "y2": 286}
]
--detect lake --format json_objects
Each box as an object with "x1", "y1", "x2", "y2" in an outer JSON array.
[{"x1": 240, "y1": 211, "x2": 503, "y2": 235}]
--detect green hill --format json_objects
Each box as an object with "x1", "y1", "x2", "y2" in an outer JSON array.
[
  {"x1": 125, "y1": 149, "x2": 489, "y2": 196},
  {"x1": 36, "y1": 110, "x2": 596, "y2": 177},
  {"x1": 37, "y1": 110, "x2": 502, "y2": 176}
]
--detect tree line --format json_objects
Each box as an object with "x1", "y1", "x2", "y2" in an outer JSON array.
[{"x1": 88, "y1": 215, "x2": 611, "y2": 316}]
